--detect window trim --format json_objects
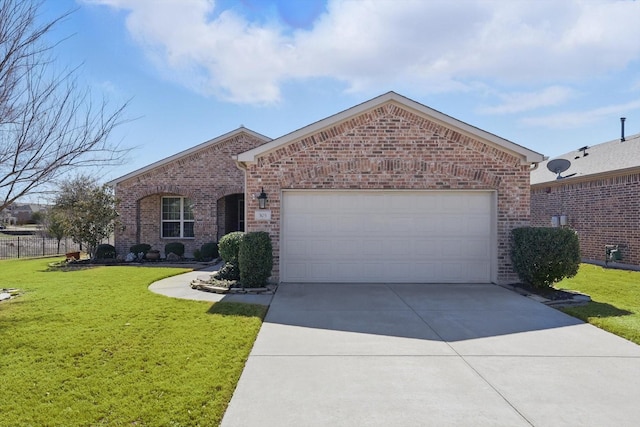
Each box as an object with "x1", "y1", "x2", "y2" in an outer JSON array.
[{"x1": 161, "y1": 196, "x2": 195, "y2": 239}]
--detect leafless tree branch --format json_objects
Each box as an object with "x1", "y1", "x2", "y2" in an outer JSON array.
[{"x1": 0, "y1": 0, "x2": 131, "y2": 212}]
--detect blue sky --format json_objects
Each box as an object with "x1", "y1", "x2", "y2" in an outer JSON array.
[{"x1": 41, "y1": 0, "x2": 640, "y2": 182}]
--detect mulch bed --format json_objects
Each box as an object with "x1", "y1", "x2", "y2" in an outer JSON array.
[
  {"x1": 511, "y1": 283, "x2": 578, "y2": 300},
  {"x1": 502, "y1": 282, "x2": 591, "y2": 307}
]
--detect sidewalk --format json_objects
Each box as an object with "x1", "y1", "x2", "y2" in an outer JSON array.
[{"x1": 148, "y1": 261, "x2": 273, "y2": 305}]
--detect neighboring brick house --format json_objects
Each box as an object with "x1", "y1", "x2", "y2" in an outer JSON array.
[
  {"x1": 236, "y1": 92, "x2": 543, "y2": 284},
  {"x1": 109, "y1": 128, "x2": 271, "y2": 257},
  {"x1": 531, "y1": 131, "x2": 640, "y2": 268}
]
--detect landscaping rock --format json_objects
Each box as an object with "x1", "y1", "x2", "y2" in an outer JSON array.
[{"x1": 166, "y1": 252, "x2": 181, "y2": 262}]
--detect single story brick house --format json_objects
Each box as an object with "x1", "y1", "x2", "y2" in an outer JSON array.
[
  {"x1": 111, "y1": 92, "x2": 543, "y2": 284},
  {"x1": 531, "y1": 131, "x2": 640, "y2": 268},
  {"x1": 109, "y1": 128, "x2": 271, "y2": 255}
]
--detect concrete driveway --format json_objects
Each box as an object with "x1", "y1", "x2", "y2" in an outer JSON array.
[{"x1": 221, "y1": 283, "x2": 640, "y2": 427}]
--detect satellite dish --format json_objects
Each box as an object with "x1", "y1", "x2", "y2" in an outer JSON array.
[{"x1": 547, "y1": 158, "x2": 573, "y2": 180}]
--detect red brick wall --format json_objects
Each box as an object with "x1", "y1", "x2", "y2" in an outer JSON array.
[
  {"x1": 114, "y1": 132, "x2": 266, "y2": 256},
  {"x1": 531, "y1": 172, "x2": 640, "y2": 266},
  {"x1": 244, "y1": 102, "x2": 532, "y2": 283}
]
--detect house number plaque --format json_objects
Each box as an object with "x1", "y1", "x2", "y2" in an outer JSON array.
[{"x1": 255, "y1": 210, "x2": 272, "y2": 221}]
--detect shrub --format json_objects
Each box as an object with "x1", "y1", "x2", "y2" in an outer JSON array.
[
  {"x1": 164, "y1": 242, "x2": 185, "y2": 257},
  {"x1": 95, "y1": 243, "x2": 116, "y2": 259},
  {"x1": 213, "y1": 261, "x2": 240, "y2": 281},
  {"x1": 200, "y1": 241, "x2": 219, "y2": 260},
  {"x1": 510, "y1": 227, "x2": 580, "y2": 289},
  {"x1": 218, "y1": 232, "x2": 244, "y2": 263},
  {"x1": 129, "y1": 243, "x2": 151, "y2": 256},
  {"x1": 239, "y1": 231, "x2": 273, "y2": 288},
  {"x1": 193, "y1": 249, "x2": 202, "y2": 261}
]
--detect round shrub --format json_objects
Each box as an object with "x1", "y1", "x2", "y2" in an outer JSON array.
[
  {"x1": 129, "y1": 243, "x2": 151, "y2": 256},
  {"x1": 218, "y1": 232, "x2": 244, "y2": 263},
  {"x1": 200, "y1": 241, "x2": 219, "y2": 260},
  {"x1": 510, "y1": 227, "x2": 580, "y2": 289},
  {"x1": 239, "y1": 231, "x2": 273, "y2": 287},
  {"x1": 164, "y1": 242, "x2": 185, "y2": 257},
  {"x1": 95, "y1": 243, "x2": 116, "y2": 259}
]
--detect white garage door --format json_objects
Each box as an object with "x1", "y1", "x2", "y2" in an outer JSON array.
[{"x1": 281, "y1": 191, "x2": 494, "y2": 283}]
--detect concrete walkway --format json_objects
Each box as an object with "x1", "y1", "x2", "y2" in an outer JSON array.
[
  {"x1": 148, "y1": 262, "x2": 273, "y2": 305},
  {"x1": 221, "y1": 282, "x2": 640, "y2": 427}
]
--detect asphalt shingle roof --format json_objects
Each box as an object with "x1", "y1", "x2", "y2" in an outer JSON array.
[{"x1": 530, "y1": 132, "x2": 640, "y2": 185}]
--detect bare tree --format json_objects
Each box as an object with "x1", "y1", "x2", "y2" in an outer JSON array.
[{"x1": 0, "y1": 0, "x2": 129, "y2": 213}]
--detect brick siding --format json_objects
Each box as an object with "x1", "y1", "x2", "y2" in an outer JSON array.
[
  {"x1": 244, "y1": 102, "x2": 532, "y2": 283},
  {"x1": 531, "y1": 172, "x2": 640, "y2": 266},
  {"x1": 113, "y1": 132, "x2": 267, "y2": 256}
]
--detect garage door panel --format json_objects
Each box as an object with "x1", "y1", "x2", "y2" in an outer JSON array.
[
  {"x1": 413, "y1": 239, "x2": 438, "y2": 258},
  {"x1": 286, "y1": 262, "x2": 307, "y2": 281},
  {"x1": 411, "y1": 262, "x2": 440, "y2": 279},
  {"x1": 308, "y1": 239, "x2": 332, "y2": 258},
  {"x1": 308, "y1": 263, "x2": 333, "y2": 281},
  {"x1": 284, "y1": 239, "x2": 308, "y2": 258},
  {"x1": 282, "y1": 191, "x2": 493, "y2": 283},
  {"x1": 463, "y1": 239, "x2": 491, "y2": 258},
  {"x1": 361, "y1": 239, "x2": 385, "y2": 257}
]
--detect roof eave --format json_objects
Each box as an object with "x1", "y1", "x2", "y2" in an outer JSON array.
[
  {"x1": 531, "y1": 165, "x2": 640, "y2": 187},
  {"x1": 236, "y1": 91, "x2": 544, "y2": 164},
  {"x1": 108, "y1": 127, "x2": 271, "y2": 186}
]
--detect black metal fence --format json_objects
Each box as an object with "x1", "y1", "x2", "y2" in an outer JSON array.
[{"x1": 0, "y1": 236, "x2": 82, "y2": 259}]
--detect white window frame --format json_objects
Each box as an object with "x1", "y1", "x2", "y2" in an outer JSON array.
[{"x1": 161, "y1": 197, "x2": 194, "y2": 239}]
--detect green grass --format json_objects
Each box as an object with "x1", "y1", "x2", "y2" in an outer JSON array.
[
  {"x1": 557, "y1": 263, "x2": 640, "y2": 345},
  {"x1": 0, "y1": 258, "x2": 266, "y2": 427}
]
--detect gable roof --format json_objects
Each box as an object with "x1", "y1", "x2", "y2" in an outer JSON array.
[
  {"x1": 108, "y1": 127, "x2": 271, "y2": 186},
  {"x1": 531, "y1": 132, "x2": 640, "y2": 185},
  {"x1": 236, "y1": 91, "x2": 544, "y2": 165}
]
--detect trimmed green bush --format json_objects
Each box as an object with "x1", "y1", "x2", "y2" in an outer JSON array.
[
  {"x1": 164, "y1": 242, "x2": 185, "y2": 257},
  {"x1": 239, "y1": 231, "x2": 273, "y2": 288},
  {"x1": 95, "y1": 243, "x2": 116, "y2": 259},
  {"x1": 510, "y1": 227, "x2": 580, "y2": 289},
  {"x1": 218, "y1": 232, "x2": 244, "y2": 263},
  {"x1": 129, "y1": 243, "x2": 151, "y2": 256},
  {"x1": 200, "y1": 241, "x2": 219, "y2": 260}
]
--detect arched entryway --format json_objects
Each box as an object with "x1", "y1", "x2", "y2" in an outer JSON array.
[{"x1": 216, "y1": 193, "x2": 244, "y2": 240}]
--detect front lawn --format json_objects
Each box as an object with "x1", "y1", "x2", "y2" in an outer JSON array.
[
  {"x1": 557, "y1": 263, "x2": 640, "y2": 345},
  {"x1": 0, "y1": 258, "x2": 266, "y2": 426}
]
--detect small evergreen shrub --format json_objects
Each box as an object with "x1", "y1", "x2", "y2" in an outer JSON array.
[
  {"x1": 239, "y1": 231, "x2": 273, "y2": 287},
  {"x1": 510, "y1": 227, "x2": 580, "y2": 289},
  {"x1": 200, "y1": 241, "x2": 219, "y2": 260},
  {"x1": 95, "y1": 243, "x2": 116, "y2": 259},
  {"x1": 164, "y1": 242, "x2": 185, "y2": 257},
  {"x1": 213, "y1": 261, "x2": 240, "y2": 281},
  {"x1": 218, "y1": 232, "x2": 244, "y2": 263},
  {"x1": 193, "y1": 249, "x2": 202, "y2": 261},
  {"x1": 129, "y1": 243, "x2": 151, "y2": 256}
]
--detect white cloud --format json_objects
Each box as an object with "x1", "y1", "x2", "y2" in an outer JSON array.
[
  {"x1": 521, "y1": 98, "x2": 640, "y2": 129},
  {"x1": 479, "y1": 86, "x2": 575, "y2": 115},
  {"x1": 84, "y1": 0, "x2": 640, "y2": 104}
]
